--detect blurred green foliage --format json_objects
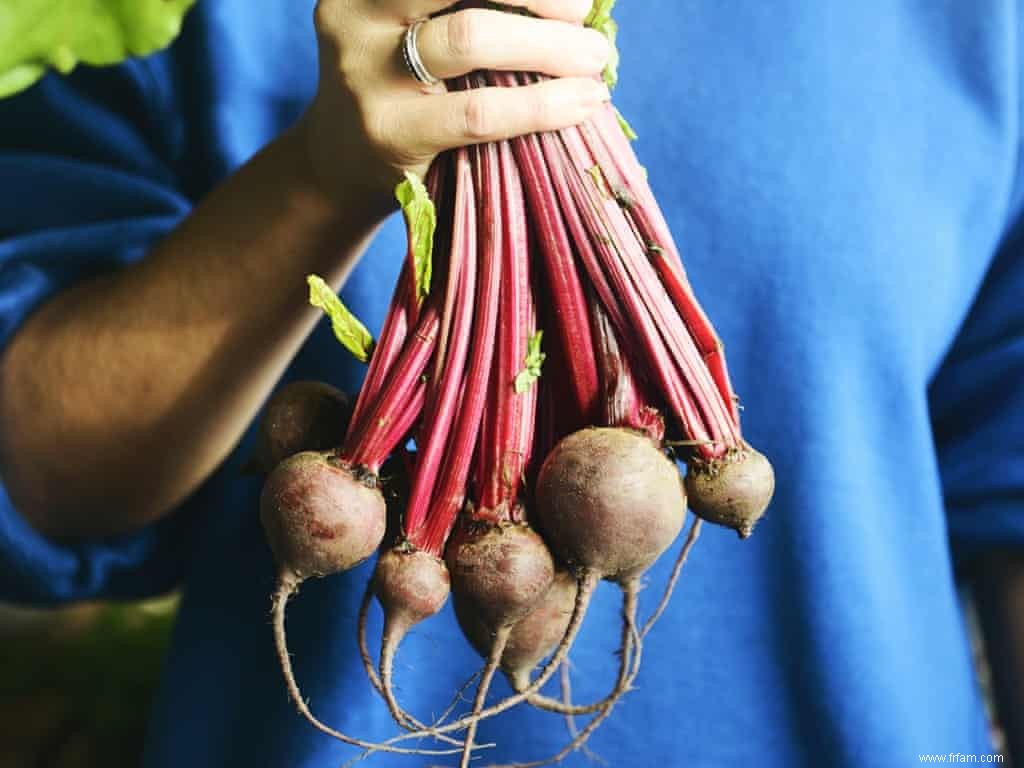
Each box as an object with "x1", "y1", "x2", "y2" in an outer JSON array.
[
  {"x1": 0, "y1": 596, "x2": 177, "y2": 768},
  {"x1": 0, "y1": 0, "x2": 196, "y2": 98}
]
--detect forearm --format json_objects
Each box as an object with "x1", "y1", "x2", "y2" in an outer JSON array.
[
  {"x1": 0, "y1": 127, "x2": 382, "y2": 538},
  {"x1": 971, "y1": 552, "x2": 1024, "y2": 763},
  {"x1": 0, "y1": 0, "x2": 611, "y2": 540}
]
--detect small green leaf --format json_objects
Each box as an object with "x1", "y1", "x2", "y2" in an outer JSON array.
[
  {"x1": 616, "y1": 107, "x2": 639, "y2": 141},
  {"x1": 0, "y1": 0, "x2": 197, "y2": 99},
  {"x1": 307, "y1": 275, "x2": 375, "y2": 363},
  {"x1": 395, "y1": 172, "x2": 436, "y2": 304},
  {"x1": 585, "y1": 0, "x2": 620, "y2": 89},
  {"x1": 586, "y1": 164, "x2": 615, "y2": 199},
  {"x1": 584, "y1": 0, "x2": 616, "y2": 26},
  {"x1": 514, "y1": 330, "x2": 546, "y2": 394}
]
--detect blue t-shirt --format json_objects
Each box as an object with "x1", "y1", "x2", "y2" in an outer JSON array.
[{"x1": 2, "y1": 2, "x2": 1022, "y2": 766}]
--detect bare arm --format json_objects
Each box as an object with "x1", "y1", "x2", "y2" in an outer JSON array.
[
  {"x1": 0, "y1": 128, "x2": 376, "y2": 537},
  {"x1": 0, "y1": 0, "x2": 610, "y2": 538}
]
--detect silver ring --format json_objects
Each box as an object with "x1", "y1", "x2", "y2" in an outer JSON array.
[{"x1": 402, "y1": 19, "x2": 441, "y2": 86}]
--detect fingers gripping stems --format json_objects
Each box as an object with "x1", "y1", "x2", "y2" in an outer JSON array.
[{"x1": 412, "y1": 9, "x2": 609, "y2": 82}]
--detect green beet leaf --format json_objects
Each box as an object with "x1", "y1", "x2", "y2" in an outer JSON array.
[
  {"x1": 616, "y1": 107, "x2": 639, "y2": 141},
  {"x1": 308, "y1": 275, "x2": 375, "y2": 364},
  {"x1": 586, "y1": 0, "x2": 620, "y2": 90},
  {"x1": 0, "y1": 0, "x2": 197, "y2": 99},
  {"x1": 395, "y1": 171, "x2": 436, "y2": 305},
  {"x1": 514, "y1": 330, "x2": 546, "y2": 394}
]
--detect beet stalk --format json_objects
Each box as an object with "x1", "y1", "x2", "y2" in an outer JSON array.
[{"x1": 366, "y1": 147, "x2": 477, "y2": 730}]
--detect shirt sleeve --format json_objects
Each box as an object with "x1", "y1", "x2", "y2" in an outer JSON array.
[
  {"x1": 0, "y1": 62, "x2": 200, "y2": 605},
  {"x1": 930, "y1": 215, "x2": 1024, "y2": 559}
]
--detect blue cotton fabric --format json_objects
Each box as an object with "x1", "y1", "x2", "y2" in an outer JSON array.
[{"x1": 1, "y1": 1, "x2": 1022, "y2": 765}]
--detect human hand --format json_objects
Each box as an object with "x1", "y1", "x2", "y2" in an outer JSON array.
[{"x1": 298, "y1": 0, "x2": 611, "y2": 213}]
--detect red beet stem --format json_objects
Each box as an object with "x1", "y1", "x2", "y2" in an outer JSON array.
[
  {"x1": 555, "y1": 126, "x2": 740, "y2": 457},
  {"x1": 568, "y1": 137, "x2": 734, "y2": 449},
  {"x1": 584, "y1": 104, "x2": 740, "y2": 424},
  {"x1": 403, "y1": 149, "x2": 478, "y2": 535},
  {"x1": 345, "y1": 166, "x2": 447, "y2": 441},
  {"x1": 346, "y1": 265, "x2": 412, "y2": 441},
  {"x1": 477, "y1": 139, "x2": 537, "y2": 514},
  {"x1": 486, "y1": 72, "x2": 599, "y2": 425},
  {"x1": 533, "y1": 107, "x2": 636, "y2": 357},
  {"x1": 408, "y1": 139, "x2": 503, "y2": 555},
  {"x1": 532, "y1": 347, "x2": 558, "y2": 487},
  {"x1": 533, "y1": 123, "x2": 665, "y2": 443},
  {"x1": 540, "y1": 130, "x2": 715, "y2": 455},
  {"x1": 341, "y1": 304, "x2": 439, "y2": 471},
  {"x1": 424, "y1": 159, "x2": 464, "y2": 408},
  {"x1": 523, "y1": 113, "x2": 654, "y2": 441},
  {"x1": 590, "y1": 295, "x2": 664, "y2": 442}
]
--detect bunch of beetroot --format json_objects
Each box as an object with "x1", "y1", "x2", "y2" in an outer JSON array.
[{"x1": 257, "y1": 4, "x2": 774, "y2": 764}]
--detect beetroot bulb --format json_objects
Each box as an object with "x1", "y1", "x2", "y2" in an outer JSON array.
[
  {"x1": 259, "y1": 168, "x2": 471, "y2": 758},
  {"x1": 684, "y1": 443, "x2": 776, "y2": 538},
  {"x1": 262, "y1": 452, "x2": 451, "y2": 758},
  {"x1": 253, "y1": 380, "x2": 353, "y2": 474},
  {"x1": 521, "y1": 357, "x2": 694, "y2": 724},
  {"x1": 494, "y1": 320, "x2": 689, "y2": 763},
  {"x1": 453, "y1": 568, "x2": 578, "y2": 693}
]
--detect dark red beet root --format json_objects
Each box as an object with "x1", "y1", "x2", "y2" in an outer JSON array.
[
  {"x1": 455, "y1": 569, "x2": 577, "y2": 691},
  {"x1": 535, "y1": 427, "x2": 686, "y2": 583},
  {"x1": 445, "y1": 519, "x2": 556, "y2": 630},
  {"x1": 262, "y1": 453, "x2": 460, "y2": 759},
  {"x1": 375, "y1": 546, "x2": 451, "y2": 639},
  {"x1": 685, "y1": 445, "x2": 775, "y2": 538},
  {"x1": 445, "y1": 519, "x2": 556, "y2": 768},
  {"x1": 260, "y1": 451, "x2": 386, "y2": 582},
  {"x1": 371, "y1": 546, "x2": 451, "y2": 731},
  {"x1": 255, "y1": 381, "x2": 352, "y2": 474}
]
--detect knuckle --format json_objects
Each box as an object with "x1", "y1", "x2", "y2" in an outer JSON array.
[
  {"x1": 445, "y1": 9, "x2": 483, "y2": 60},
  {"x1": 312, "y1": 0, "x2": 335, "y2": 32},
  {"x1": 336, "y1": 46, "x2": 366, "y2": 86},
  {"x1": 460, "y1": 91, "x2": 493, "y2": 140}
]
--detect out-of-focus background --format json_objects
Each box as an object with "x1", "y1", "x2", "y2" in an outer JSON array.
[
  {"x1": 0, "y1": 588, "x2": 1011, "y2": 768},
  {"x1": 0, "y1": 6, "x2": 192, "y2": 764},
  {"x1": 0, "y1": 597, "x2": 177, "y2": 768}
]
